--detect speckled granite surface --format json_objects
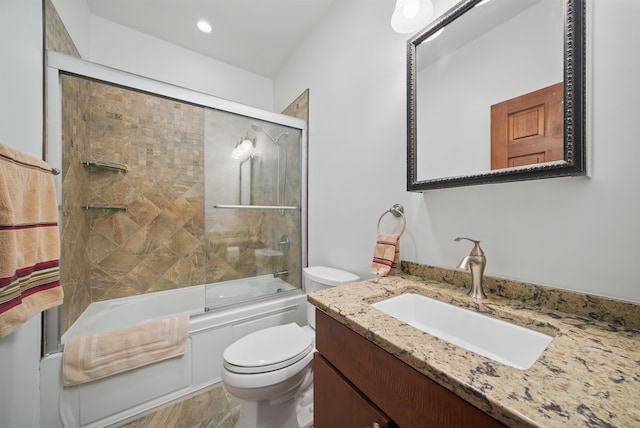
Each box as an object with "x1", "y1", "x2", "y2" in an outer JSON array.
[{"x1": 308, "y1": 264, "x2": 640, "y2": 427}]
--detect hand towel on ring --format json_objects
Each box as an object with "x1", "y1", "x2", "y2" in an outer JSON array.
[{"x1": 371, "y1": 233, "x2": 400, "y2": 277}]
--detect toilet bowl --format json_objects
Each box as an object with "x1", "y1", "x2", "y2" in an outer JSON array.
[{"x1": 221, "y1": 266, "x2": 360, "y2": 428}]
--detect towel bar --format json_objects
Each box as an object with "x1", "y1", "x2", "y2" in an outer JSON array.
[
  {"x1": 377, "y1": 204, "x2": 406, "y2": 237},
  {"x1": 213, "y1": 204, "x2": 298, "y2": 210},
  {"x1": 82, "y1": 161, "x2": 128, "y2": 174},
  {"x1": 83, "y1": 205, "x2": 127, "y2": 212}
]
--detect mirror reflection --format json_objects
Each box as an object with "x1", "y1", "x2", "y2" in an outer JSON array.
[{"x1": 408, "y1": 0, "x2": 586, "y2": 190}]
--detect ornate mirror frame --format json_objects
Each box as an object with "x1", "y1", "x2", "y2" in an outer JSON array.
[{"x1": 407, "y1": 0, "x2": 586, "y2": 191}]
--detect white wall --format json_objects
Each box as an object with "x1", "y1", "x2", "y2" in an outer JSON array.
[
  {"x1": 0, "y1": 0, "x2": 44, "y2": 426},
  {"x1": 88, "y1": 16, "x2": 275, "y2": 111},
  {"x1": 275, "y1": 0, "x2": 640, "y2": 303},
  {"x1": 0, "y1": 0, "x2": 43, "y2": 156},
  {"x1": 274, "y1": 0, "x2": 410, "y2": 282},
  {"x1": 51, "y1": 0, "x2": 274, "y2": 111}
]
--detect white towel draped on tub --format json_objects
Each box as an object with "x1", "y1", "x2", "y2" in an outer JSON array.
[{"x1": 63, "y1": 314, "x2": 189, "y2": 386}]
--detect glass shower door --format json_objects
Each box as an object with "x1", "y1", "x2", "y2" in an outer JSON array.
[{"x1": 204, "y1": 109, "x2": 303, "y2": 309}]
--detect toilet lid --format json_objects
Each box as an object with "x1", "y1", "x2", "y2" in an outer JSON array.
[
  {"x1": 303, "y1": 266, "x2": 360, "y2": 286},
  {"x1": 223, "y1": 323, "x2": 313, "y2": 374}
]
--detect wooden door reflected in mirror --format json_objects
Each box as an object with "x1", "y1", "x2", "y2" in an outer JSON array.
[{"x1": 490, "y1": 82, "x2": 564, "y2": 170}]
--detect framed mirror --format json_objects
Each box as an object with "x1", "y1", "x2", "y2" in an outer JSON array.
[{"x1": 407, "y1": 0, "x2": 585, "y2": 191}]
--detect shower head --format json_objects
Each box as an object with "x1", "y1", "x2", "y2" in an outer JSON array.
[
  {"x1": 251, "y1": 123, "x2": 288, "y2": 145},
  {"x1": 231, "y1": 139, "x2": 254, "y2": 162},
  {"x1": 250, "y1": 122, "x2": 290, "y2": 213}
]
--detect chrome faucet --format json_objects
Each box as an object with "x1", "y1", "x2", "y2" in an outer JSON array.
[
  {"x1": 455, "y1": 237, "x2": 487, "y2": 299},
  {"x1": 273, "y1": 270, "x2": 289, "y2": 279}
]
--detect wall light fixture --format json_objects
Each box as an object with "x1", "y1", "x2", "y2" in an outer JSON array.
[{"x1": 391, "y1": 0, "x2": 434, "y2": 34}]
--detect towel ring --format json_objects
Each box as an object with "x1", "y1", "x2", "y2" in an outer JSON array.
[{"x1": 377, "y1": 204, "x2": 406, "y2": 237}]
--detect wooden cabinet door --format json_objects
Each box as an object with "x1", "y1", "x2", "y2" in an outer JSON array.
[
  {"x1": 314, "y1": 353, "x2": 393, "y2": 428},
  {"x1": 491, "y1": 82, "x2": 564, "y2": 169}
]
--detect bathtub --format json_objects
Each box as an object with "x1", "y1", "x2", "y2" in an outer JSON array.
[{"x1": 40, "y1": 277, "x2": 307, "y2": 428}]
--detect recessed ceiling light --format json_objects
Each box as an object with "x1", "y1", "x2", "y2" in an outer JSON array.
[{"x1": 197, "y1": 20, "x2": 212, "y2": 33}]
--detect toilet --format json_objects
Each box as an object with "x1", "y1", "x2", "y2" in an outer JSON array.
[{"x1": 221, "y1": 266, "x2": 360, "y2": 428}]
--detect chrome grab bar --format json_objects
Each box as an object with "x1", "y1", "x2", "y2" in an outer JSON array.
[{"x1": 213, "y1": 204, "x2": 298, "y2": 210}]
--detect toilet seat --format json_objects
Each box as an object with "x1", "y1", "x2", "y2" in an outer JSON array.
[{"x1": 223, "y1": 323, "x2": 314, "y2": 374}]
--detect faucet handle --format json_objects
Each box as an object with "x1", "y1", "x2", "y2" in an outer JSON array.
[{"x1": 454, "y1": 237, "x2": 485, "y2": 256}]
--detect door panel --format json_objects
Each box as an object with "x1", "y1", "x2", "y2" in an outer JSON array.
[
  {"x1": 491, "y1": 82, "x2": 564, "y2": 170},
  {"x1": 314, "y1": 353, "x2": 393, "y2": 428}
]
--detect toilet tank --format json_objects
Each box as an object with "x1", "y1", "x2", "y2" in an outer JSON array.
[{"x1": 304, "y1": 266, "x2": 360, "y2": 328}]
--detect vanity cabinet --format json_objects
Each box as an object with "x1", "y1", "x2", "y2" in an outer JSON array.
[
  {"x1": 314, "y1": 309, "x2": 505, "y2": 428},
  {"x1": 314, "y1": 353, "x2": 393, "y2": 427}
]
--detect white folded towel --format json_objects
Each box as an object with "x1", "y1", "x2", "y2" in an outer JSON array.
[{"x1": 63, "y1": 314, "x2": 188, "y2": 386}]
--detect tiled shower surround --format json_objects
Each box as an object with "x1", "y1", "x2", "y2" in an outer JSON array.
[{"x1": 60, "y1": 75, "x2": 302, "y2": 332}]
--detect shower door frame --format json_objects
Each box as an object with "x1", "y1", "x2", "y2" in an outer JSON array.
[{"x1": 43, "y1": 51, "x2": 308, "y2": 356}]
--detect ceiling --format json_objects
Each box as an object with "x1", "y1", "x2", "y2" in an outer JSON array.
[{"x1": 85, "y1": 0, "x2": 335, "y2": 79}]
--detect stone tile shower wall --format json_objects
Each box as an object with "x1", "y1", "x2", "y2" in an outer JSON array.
[
  {"x1": 45, "y1": 0, "x2": 80, "y2": 58},
  {"x1": 85, "y1": 81, "x2": 206, "y2": 302},
  {"x1": 60, "y1": 75, "x2": 92, "y2": 333},
  {"x1": 60, "y1": 76, "x2": 303, "y2": 330},
  {"x1": 59, "y1": 77, "x2": 206, "y2": 332}
]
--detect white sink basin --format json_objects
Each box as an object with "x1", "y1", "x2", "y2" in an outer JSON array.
[{"x1": 371, "y1": 293, "x2": 553, "y2": 370}]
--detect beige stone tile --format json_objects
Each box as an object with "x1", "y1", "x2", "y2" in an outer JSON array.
[
  {"x1": 128, "y1": 196, "x2": 161, "y2": 227},
  {"x1": 162, "y1": 257, "x2": 200, "y2": 286},
  {"x1": 147, "y1": 212, "x2": 180, "y2": 242},
  {"x1": 122, "y1": 228, "x2": 161, "y2": 256},
  {"x1": 164, "y1": 198, "x2": 198, "y2": 227},
  {"x1": 116, "y1": 384, "x2": 239, "y2": 428},
  {"x1": 122, "y1": 264, "x2": 162, "y2": 294},
  {"x1": 142, "y1": 245, "x2": 180, "y2": 275},
  {"x1": 166, "y1": 229, "x2": 200, "y2": 256},
  {"x1": 92, "y1": 212, "x2": 142, "y2": 246},
  {"x1": 90, "y1": 268, "x2": 137, "y2": 302},
  {"x1": 143, "y1": 181, "x2": 180, "y2": 211},
  {"x1": 98, "y1": 247, "x2": 142, "y2": 280},
  {"x1": 89, "y1": 233, "x2": 119, "y2": 264}
]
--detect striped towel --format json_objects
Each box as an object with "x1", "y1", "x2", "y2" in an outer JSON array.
[
  {"x1": 371, "y1": 233, "x2": 400, "y2": 277},
  {"x1": 0, "y1": 144, "x2": 64, "y2": 338}
]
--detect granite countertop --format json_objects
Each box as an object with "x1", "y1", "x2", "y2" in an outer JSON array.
[{"x1": 307, "y1": 272, "x2": 640, "y2": 427}]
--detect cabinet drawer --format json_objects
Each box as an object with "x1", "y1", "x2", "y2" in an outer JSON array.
[
  {"x1": 315, "y1": 309, "x2": 505, "y2": 428},
  {"x1": 314, "y1": 353, "x2": 393, "y2": 428}
]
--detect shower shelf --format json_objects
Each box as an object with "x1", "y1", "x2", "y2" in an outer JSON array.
[
  {"x1": 82, "y1": 205, "x2": 127, "y2": 212},
  {"x1": 213, "y1": 204, "x2": 298, "y2": 211},
  {"x1": 82, "y1": 161, "x2": 128, "y2": 173}
]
